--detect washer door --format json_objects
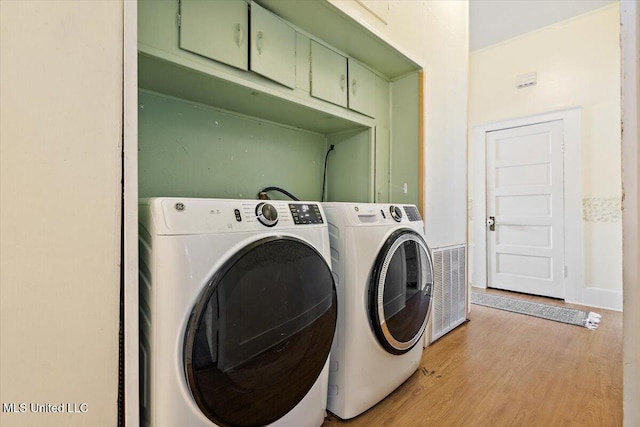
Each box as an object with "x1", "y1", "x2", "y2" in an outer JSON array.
[
  {"x1": 184, "y1": 236, "x2": 337, "y2": 427},
  {"x1": 369, "y1": 229, "x2": 433, "y2": 355}
]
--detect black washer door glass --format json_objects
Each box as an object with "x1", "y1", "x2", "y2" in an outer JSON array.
[
  {"x1": 184, "y1": 236, "x2": 337, "y2": 427},
  {"x1": 370, "y1": 229, "x2": 433, "y2": 354}
]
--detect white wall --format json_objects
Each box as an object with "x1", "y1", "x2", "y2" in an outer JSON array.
[
  {"x1": 329, "y1": 0, "x2": 470, "y2": 248},
  {"x1": 621, "y1": 1, "x2": 640, "y2": 424},
  {"x1": 421, "y1": 2, "x2": 469, "y2": 248},
  {"x1": 468, "y1": 4, "x2": 622, "y2": 309},
  {"x1": 0, "y1": 2, "x2": 123, "y2": 426}
]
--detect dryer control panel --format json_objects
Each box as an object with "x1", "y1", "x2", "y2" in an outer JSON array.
[
  {"x1": 142, "y1": 198, "x2": 329, "y2": 235},
  {"x1": 403, "y1": 206, "x2": 422, "y2": 222},
  {"x1": 289, "y1": 203, "x2": 324, "y2": 225}
]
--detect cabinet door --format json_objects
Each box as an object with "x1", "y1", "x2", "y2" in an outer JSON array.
[
  {"x1": 250, "y1": 2, "x2": 296, "y2": 89},
  {"x1": 310, "y1": 41, "x2": 347, "y2": 108},
  {"x1": 179, "y1": 0, "x2": 248, "y2": 70},
  {"x1": 348, "y1": 59, "x2": 376, "y2": 118}
]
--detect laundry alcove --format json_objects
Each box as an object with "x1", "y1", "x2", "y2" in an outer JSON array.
[
  {"x1": 129, "y1": 0, "x2": 426, "y2": 422},
  {"x1": 137, "y1": 0, "x2": 423, "y2": 204}
]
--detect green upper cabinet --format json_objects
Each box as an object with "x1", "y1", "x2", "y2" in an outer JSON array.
[
  {"x1": 348, "y1": 59, "x2": 376, "y2": 118},
  {"x1": 310, "y1": 41, "x2": 376, "y2": 117},
  {"x1": 178, "y1": 0, "x2": 249, "y2": 71},
  {"x1": 310, "y1": 40, "x2": 348, "y2": 108},
  {"x1": 250, "y1": 2, "x2": 296, "y2": 89}
]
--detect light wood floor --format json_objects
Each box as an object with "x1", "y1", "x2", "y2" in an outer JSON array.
[{"x1": 322, "y1": 288, "x2": 623, "y2": 427}]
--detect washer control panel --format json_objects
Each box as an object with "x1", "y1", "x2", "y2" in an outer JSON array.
[
  {"x1": 255, "y1": 202, "x2": 279, "y2": 227},
  {"x1": 389, "y1": 205, "x2": 403, "y2": 222},
  {"x1": 331, "y1": 202, "x2": 424, "y2": 226},
  {"x1": 289, "y1": 203, "x2": 324, "y2": 225}
]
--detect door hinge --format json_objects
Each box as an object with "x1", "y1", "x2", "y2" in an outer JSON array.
[
  {"x1": 177, "y1": 13, "x2": 182, "y2": 27},
  {"x1": 563, "y1": 265, "x2": 568, "y2": 277}
]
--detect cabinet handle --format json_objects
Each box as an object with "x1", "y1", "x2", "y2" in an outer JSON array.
[
  {"x1": 236, "y1": 23, "x2": 243, "y2": 47},
  {"x1": 257, "y1": 31, "x2": 264, "y2": 54},
  {"x1": 352, "y1": 79, "x2": 357, "y2": 95},
  {"x1": 340, "y1": 74, "x2": 346, "y2": 92}
]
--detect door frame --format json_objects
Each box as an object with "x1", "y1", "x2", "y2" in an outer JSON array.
[
  {"x1": 124, "y1": 1, "x2": 140, "y2": 425},
  {"x1": 471, "y1": 108, "x2": 583, "y2": 302}
]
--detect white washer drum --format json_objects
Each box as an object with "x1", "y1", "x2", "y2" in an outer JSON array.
[
  {"x1": 369, "y1": 226, "x2": 434, "y2": 354},
  {"x1": 184, "y1": 235, "x2": 337, "y2": 426}
]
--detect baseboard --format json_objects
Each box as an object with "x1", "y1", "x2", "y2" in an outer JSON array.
[{"x1": 567, "y1": 287, "x2": 623, "y2": 312}]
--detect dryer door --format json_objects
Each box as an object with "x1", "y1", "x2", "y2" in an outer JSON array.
[
  {"x1": 183, "y1": 236, "x2": 337, "y2": 427},
  {"x1": 369, "y1": 229, "x2": 434, "y2": 355}
]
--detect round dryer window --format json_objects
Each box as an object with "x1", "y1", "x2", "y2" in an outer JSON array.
[
  {"x1": 369, "y1": 229, "x2": 434, "y2": 355},
  {"x1": 183, "y1": 236, "x2": 337, "y2": 427}
]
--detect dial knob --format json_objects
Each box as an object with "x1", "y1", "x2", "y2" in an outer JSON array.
[
  {"x1": 390, "y1": 205, "x2": 403, "y2": 222},
  {"x1": 256, "y1": 203, "x2": 278, "y2": 227}
]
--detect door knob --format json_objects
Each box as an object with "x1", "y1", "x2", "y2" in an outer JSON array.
[{"x1": 487, "y1": 216, "x2": 495, "y2": 231}]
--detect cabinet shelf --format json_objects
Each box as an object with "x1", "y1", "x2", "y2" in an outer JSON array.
[{"x1": 139, "y1": 51, "x2": 371, "y2": 135}]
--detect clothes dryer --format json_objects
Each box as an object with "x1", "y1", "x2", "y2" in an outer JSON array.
[
  {"x1": 139, "y1": 198, "x2": 337, "y2": 427},
  {"x1": 322, "y1": 202, "x2": 433, "y2": 419}
]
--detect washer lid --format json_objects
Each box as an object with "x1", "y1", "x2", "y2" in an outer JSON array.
[
  {"x1": 369, "y1": 229, "x2": 433, "y2": 355},
  {"x1": 184, "y1": 236, "x2": 337, "y2": 427}
]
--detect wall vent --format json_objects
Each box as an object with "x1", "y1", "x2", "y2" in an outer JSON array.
[
  {"x1": 516, "y1": 72, "x2": 537, "y2": 88},
  {"x1": 431, "y1": 245, "x2": 467, "y2": 342}
]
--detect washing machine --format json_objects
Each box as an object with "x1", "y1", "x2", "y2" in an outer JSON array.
[
  {"x1": 322, "y1": 202, "x2": 433, "y2": 419},
  {"x1": 138, "y1": 197, "x2": 337, "y2": 427}
]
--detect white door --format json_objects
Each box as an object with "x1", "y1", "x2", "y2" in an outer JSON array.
[{"x1": 486, "y1": 120, "x2": 565, "y2": 298}]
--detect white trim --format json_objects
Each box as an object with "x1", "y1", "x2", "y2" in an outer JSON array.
[
  {"x1": 467, "y1": 243, "x2": 475, "y2": 285},
  {"x1": 471, "y1": 108, "x2": 583, "y2": 304},
  {"x1": 575, "y1": 287, "x2": 623, "y2": 312},
  {"x1": 124, "y1": 1, "x2": 140, "y2": 425}
]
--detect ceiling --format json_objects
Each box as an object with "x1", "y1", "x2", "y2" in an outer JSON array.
[{"x1": 470, "y1": 0, "x2": 617, "y2": 51}]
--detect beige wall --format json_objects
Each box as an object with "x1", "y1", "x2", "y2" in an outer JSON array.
[
  {"x1": 0, "y1": 2, "x2": 123, "y2": 426},
  {"x1": 329, "y1": 0, "x2": 469, "y2": 248},
  {"x1": 621, "y1": 1, "x2": 640, "y2": 424},
  {"x1": 468, "y1": 4, "x2": 622, "y2": 309}
]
